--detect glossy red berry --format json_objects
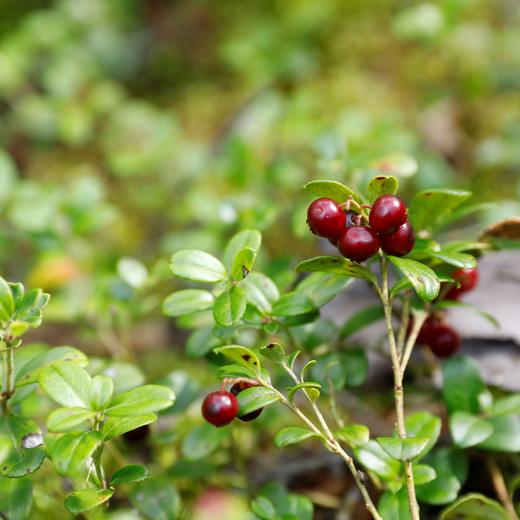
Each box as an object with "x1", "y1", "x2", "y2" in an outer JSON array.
[
  {"x1": 230, "y1": 381, "x2": 263, "y2": 422},
  {"x1": 307, "y1": 198, "x2": 345, "y2": 239},
  {"x1": 380, "y1": 222, "x2": 415, "y2": 257},
  {"x1": 202, "y1": 391, "x2": 238, "y2": 427},
  {"x1": 369, "y1": 195, "x2": 407, "y2": 234},
  {"x1": 445, "y1": 267, "x2": 479, "y2": 300},
  {"x1": 337, "y1": 226, "x2": 380, "y2": 262},
  {"x1": 428, "y1": 324, "x2": 460, "y2": 358}
]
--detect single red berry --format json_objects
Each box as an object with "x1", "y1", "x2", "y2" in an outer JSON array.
[
  {"x1": 380, "y1": 221, "x2": 415, "y2": 257},
  {"x1": 230, "y1": 381, "x2": 263, "y2": 422},
  {"x1": 202, "y1": 391, "x2": 238, "y2": 427},
  {"x1": 307, "y1": 198, "x2": 345, "y2": 239},
  {"x1": 445, "y1": 267, "x2": 479, "y2": 300},
  {"x1": 410, "y1": 315, "x2": 442, "y2": 345},
  {"x1": 337, "y1": 226, "x2": 380, "y2": 262},
  {"x1": 369, "y1": 195, "x2": 408, "y2": 234},
  {"x1": 428, "y1": 324, "x2": 460, "y2": 358}
]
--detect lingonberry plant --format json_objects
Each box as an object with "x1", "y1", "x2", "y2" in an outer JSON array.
[
  {"x1": 164, "y1": 174, "x2": 520, "y2": 520},
  {"x1": 0, "y1": 277, "x2": 175, "y2": 517}
]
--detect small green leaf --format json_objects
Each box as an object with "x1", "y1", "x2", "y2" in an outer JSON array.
[
  {"x1": 101, "y1": 414, "x2": 156, "y2": 440},
  {"x1": 274, "y1": 427, "x2": 321, "y2": 448},
  {"x1": 231, "y1": 247, "x2": 257, "y2": 280},
  {"x1": 251, "y1": 496, "x2": 276, "y2": 520},
  {"x1": 214, "y1": 345, "x2": 261, "y2": 373},
  {"x1": 90, "y1": 375, "x2": 114, "y2": 411},
  {"x1": 47, "y1": 407, "x2": 95, "y2": 433},
  {"x1": 368, "y1": 175, "x2": 398, "y2": 203},
  {"x1": 186, "y1": 326, "x2": 219, "y2": 358},
  {"x1": 295, "y1": 272, "x2": 353, "y2": 307},
  {"x1": 10, "y1": 288, "x2": 50, "y2": 332},
  {"x1": 354, "y1": 440, "x2": 402, "y2": 482},
  {"x1": 431, "y1": 251, "x2": 477, "y2": 269},
  {"x1": 38, "y1": 362, "x2": 92, "y2": 408},
  {"x1": 213, "y1": 285, "x2": 247, "y2": 326},
  {"x1": 129, "y1": 478, "x2": 180, "y2": 520},
  {"x1": 0, "y1": 476, "x2": 33, "y2": 520},
  {"x1": 490, "y1": 394, "x2": 520, "y2": 417},
  {"x1": 296, "y1": 256, "x2": 377, "y2": 283},
  {"x1": 287, "y1": 382, "x2": 321, "y2": 402},
  {"x1": 405, "y1": 412, "x2": 441, "y2": 461},
  {"x1": 181, "y1": 423, "x2": 229, "y2": 460},
  {"x1": 413, "y1": 464, "x2": 437, "y2": 485},
  {"x1": 111, "y1": 464, "x2": 149, "y2": 485},
  {"x1": 0, "y1": 277, "x2": 14, "y2": 324},
  {"x1": 335, "y1": 424, "x2": 370, "y2": 447},
  {"x1": 272, "y1": 292, "x2": 315, "y2": 317},
  {"x1": 376, "y1": 436, "x2": 429, "y2": 461},
  {"x1": 170, "y1": 250, "x2": 227, "y2": 283},
  {"x1": 378, "y1": 488, "x2": 411, "y2": 520},
  {"x1": 50, "y1": 431, "x2": 100, "y2": 476},
  {"x1": 259, "y1": 343, "x2": 286, "y2": 363},
  {"x1": 287, "y1": 351, "x2": 301, "y2": 370},
  {"x1": 242, "y1": 272, "x2": 280, "y2": 313},
  {"x1": 302, "y1": 180, "x2": 363, "y2": 204},
  {"x1": 478, "y1": 415, "x2": 520, "y2": 452},
  {"x1": 65, "y1": 488, "x2": 114, "y2": 515},
  {"x1": 388, "y1": 256, "x2": 440, "y2": 301},
  {"x1": 440, "y1": 493, "x2": 510, "y2": 520},
  {"x1": 237, "y1": 386, "x2": 280, "y2": 416},
  {"x1": 223, "y1": 229, "x2": 262, "y2": 270},
  {"x1": 106, "y1": 385, "x2": 175, "y2": 417},
  {"x1": 450, "y1": 412, "x2": 494, "y2": 448},
  {"x1": 340, "y1": 304, "x2": 385, "y2": 338},
  {"x1": 162, "y1": 289, "x2": 214, "y2": 317}
]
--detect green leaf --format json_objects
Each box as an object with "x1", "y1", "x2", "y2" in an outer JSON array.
[
  {"x1": 223, "y1": 229, "x2": 262, "y2": 270},
  {"x1": 302, "y1": 179, "x2": 363, "y2": 204},
  {"x1": 0, "y1": 476, "x2": 32, "y2": 520},
  {"x1": 368, "y1": 175, "x2": 398, "y2": 203},
  {"x1": 376, "y1": 437, "x2": 429, "y2": 461},
  {"x1": 0, "y1": 277, "x2": 14, "y2": 324},
  {"x1": 387, "y1": 256, "x2": 440, "y2": 301},
  {"x1": 295, "y1": 272, "x2": 353, "y2": 307},
  {"x1": 129, "y1": 478, "x2": 180, "y2": 520},
  {"x1": 186, "y1": 326, "x2": 219, "y2": 358},
  {"x1": 182, "y1": 423, "x2": 229, "y2": 460},
  {"x1": 0, "y1": 416, "x2": 45, "y2": 477},
  {"x1": 38, "y1": 362, "x2": 92, "y2": 408},
  {"x1": 231, "y1": 247, "x2": 257, "y2": 280},
  {"x1": 296, "y1": 256, "x2": 377, "y2": 283},
  {"x1": 90, "y1": 375, "x2": 114, "y2": 411},
  {"x1": 413, "y1": 464, "x2": 437, "y2": 485},
  {"x1": 341, "y1": 348, "x2": 369, "y2": 388},
  {"x1": 259, "y1": 342, "x2": 286, "y2": 363},
  {"x1": 335, "y1": 424, "x2": 370, "y2": 447},
  {"x1": 431, "y1": 251, "x2": 477, "y2": 269},
  {"x1": 274, "y1": 427, "x2": 321, "y2": 448},
  {"x1": 251, "y1": 496, "x2": 276, "y2": 520},
  {"x1": 170, "y1": 250, "x2": 227, "y2": 283},
  {"x1": 272, "y1": 292, "x2": 315, "y2": 317},
  {"x1": 213, "y1": 285, "x2": 247, "y2": 326},
  {"x1": 405, "y1": 412, "x2": 441, "y2": 461},
  {"x1": 440, "y1": 493, "x2": 510, "y2": 520},
  {"x1": 214, "y1": 345, "x2": 261, "y2": 373},
  {"x1": 478, "y1": 415, "x2": 520, "y2": 452},
  {"x1": 287, "y1": 382, "x2": 321, "y2": 402},
  {"x1": 354, "y1": 440, "x2": 402, "y2": 482},
  {"x1": 101, "y1": 414, "x2": 156, "y2": 440},
  {"x1": 442, "y1": 356, "x2": 487, "y2": 414},
  {"x1": 162, "y1": 289, "x2": 214, "y2": 317},
  {"x1": 490, "y1": 394, "x2": 520, "y2": 417},
  {"x1": 340, "y1": 304, "x2": 385, "y2": 338},
  {"x1": 409, "y1": 189, "x2": 472, "y2": 233},
  {"x1": 450, "y1": 412, "x2": 494, "y2": 448},
  {"x1": 287, "y1": 351, "x2": 301, "y2": 370},
  {"x1": 242, "y1": 272, "x2": 280, "y2": 313},
  {"x1": 111, "y1": 464, "x2": 149, "y2": 485},
  {"x1": 10, "y1": 288, "x2": 50, "y2": 332},
  {"x1": 50, "y1": 431, "x2": 100, "y2": 476},
  {"x1": 378, "y1": 488, "x2": 411, "y2": 520},
  {"x1": 237, "y1": 386, "x2": 280, "y2": 416},
  {"x1": 15, "y1": 346, "x2": 88, "y2": 387},
  {"x1": 47, "y1": 407, "x2": 95, "y2": 433},
  {"x1": 106, "y1": 385, "x2": 175, "y2": 417},
  {"x1": 64, "y1": 488, "x2": 114, "y2": 515}
]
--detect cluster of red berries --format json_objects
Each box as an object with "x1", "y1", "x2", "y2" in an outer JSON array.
[
  {"x1": 415, "y1": 266, "x2": 479, "y2": 358},
  {"x1": 202, "y1": 381, "x2": 263, "y2": 427},
  {"x1": 306, "y1": 194, "x2": 415, "y2": 262}
]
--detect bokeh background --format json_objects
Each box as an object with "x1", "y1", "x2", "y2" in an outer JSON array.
[{"x1": 0, "y1": 0, "x2": 519, "y2": 518}]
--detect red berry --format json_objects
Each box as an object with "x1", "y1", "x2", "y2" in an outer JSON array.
[
  {"x1": 412, "y1": 316, "x2": 442, "y2": 345},
  {"x1": 307, "y1": 198, "x2": 345, "y2": 239},
  {"x1": 328, "y1": 211, "x2": 358, "y2": 246},
  {"x1": 445, "y1": 267, "x2": 479, "y2": 300},
  {"x1": 202, "y1": 391, "x2": 238, "y2": 427},
  {"x1": 428, "y1": 324, "x2": 460, "y2": 358},
  {"x1": 230, "y1": 382, "x2": 263, "y2": 422},
  {"x1": 380, "y1": 222, "x2": 415, "y2": 257},
  {"x1": 369, "y1": 195, "x2": 408, "y2": 234},
  {"x1": 337, "y1": 226, "x2": 380, "y2": 262}
]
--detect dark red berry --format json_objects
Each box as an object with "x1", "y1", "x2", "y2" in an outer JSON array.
[
  {"x1": 428, "y1": 324, "x2": 460, "y2": 358},
  {"x1": 380, "y1": 221, "x2": 415, "y2": 257},
  {"x1": 411, "y1": 316, "x2": 442, "y2": 345},
  {"x1": 307, "y1": 198, "x2": 345, "y2": 239},
  {"x1": 445, "y1": 267, "x2": 479, "y2": 300},
  {"x1": 230, "y1": 381, "x2": 263, "y2": 422},
  {"x1": 202, "y1": 391, "x2": 238, "y2": 427},
  {"x1": 369, "y1": 195, "x2": 407, "y2": 234},
  {"x1": 337, "y1": 226, "x2": 380, "y2": 262}
]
